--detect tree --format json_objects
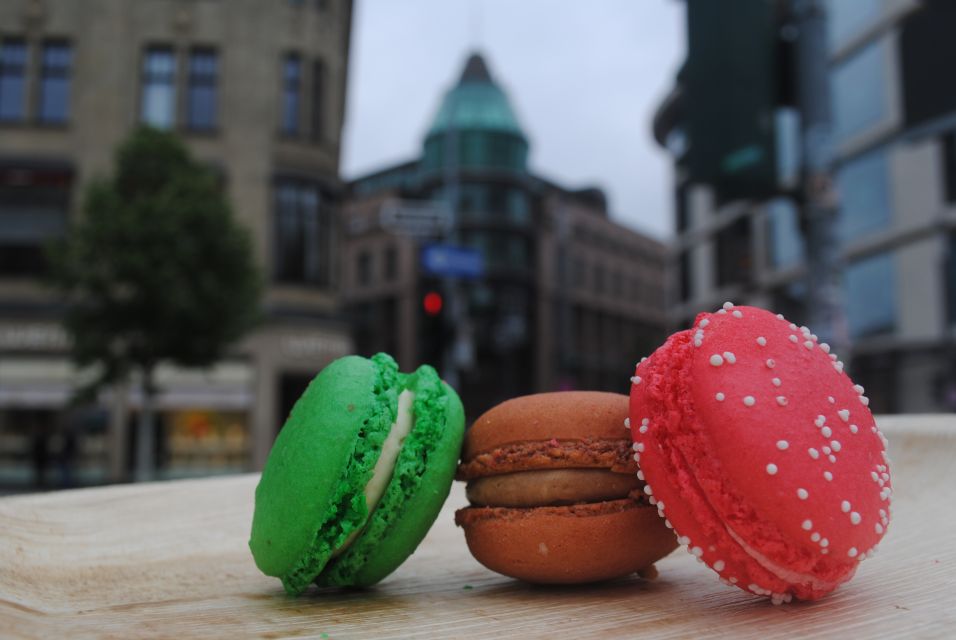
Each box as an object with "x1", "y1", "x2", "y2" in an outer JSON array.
[{"x1": 49, "y1": 127, "x2": 262, "y2": 481}]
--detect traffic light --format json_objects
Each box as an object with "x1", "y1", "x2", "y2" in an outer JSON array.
[
  {"x1": 419, "y1": 285, "x2": 446, "y2": 368},
  {"x1": 423, "y1": 291, "x2": 443, "y2": 316}
]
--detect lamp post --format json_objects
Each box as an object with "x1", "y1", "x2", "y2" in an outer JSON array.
[{"x1": 792, "y1": 0, "x2": 850, "y2": 362}]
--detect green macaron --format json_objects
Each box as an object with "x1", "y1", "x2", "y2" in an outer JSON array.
[{"x1": 249, "y1": 353, "x2": 465, "y2": 594}]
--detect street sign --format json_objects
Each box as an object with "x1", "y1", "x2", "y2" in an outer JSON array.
[
  {"x1": 420, "y1": 244, "x2": 484, "y2": 279},
  {"x1": 379, "y1": 199, "x2": 452, "y2": 237}
]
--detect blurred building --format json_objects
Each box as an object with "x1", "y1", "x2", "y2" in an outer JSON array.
[
  {"x1": 0, "y1": 0, "x2": 353, "y2": 489},
  {"x1": 654, "y1": 0, "x2": 956, "y2": 413},
  {"x1": 344, "y1": 53, "x2": 667, "y2": 419}
]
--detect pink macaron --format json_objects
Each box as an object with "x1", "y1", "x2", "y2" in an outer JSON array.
[{"x1": 629, "y1": 303, "x2": 891, "y2": 603}]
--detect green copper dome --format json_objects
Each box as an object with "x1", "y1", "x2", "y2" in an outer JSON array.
[
  {"x1": 427, "y1": 54, "x2": 526, "y2": 138},
  {"x1": 423, "y1": 53, "x2": 529, "y2": 173}
]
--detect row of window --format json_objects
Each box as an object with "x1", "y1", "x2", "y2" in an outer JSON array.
[
  {"x1": 572, "y1": 257, "x2": 662, "y2": 305},
  {"x1": 573, "y1": 223, "x2": 658, "y2": 267},
  {"x1": 571, "y1": 307, "x2": 663, "y2": 372},
  {"x1": 422, "y1": 130, "x2": 528, "y2": 173},
  {"x1": 439, "y1": 184, "x2": 530, "y2": 225},
  {"x1": 0, "y1": 38, "x2": 328, "y2": 139},
  {"x1": 288, "y1": 0, "x2": 331, "y2": 10},
  {"x1": 0, "y1": 39, "x2": 71, "y2": 124},
  {"x1": 140, "y1": 46, "x2": 326, "y2": 139}
]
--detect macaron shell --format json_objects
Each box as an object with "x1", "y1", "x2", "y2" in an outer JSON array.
[
  {"x1": 249, "y1": 354, "x2": 399, "y2": 583},
  {"x1": 457, "y1": 501, "x2": 677, "y2": 584},
  {"x1": 630, "y1": 306, "x2": 891, "y2": 601},
  {"x1": 692, "y1": 308, "x2": 889, "y2": 561},
  {"x1": 318, "y1": 377, "x2": 465, "y2": 587},
  {"x1": 463, "y1": 391, "x2": 634, "y2": 459}
]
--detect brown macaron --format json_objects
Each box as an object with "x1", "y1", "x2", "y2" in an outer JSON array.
[{"x1": 455, "y1": 391, "x2": 677, "y2": 584}]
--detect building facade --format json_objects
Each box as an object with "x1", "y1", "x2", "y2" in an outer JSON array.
[
  {"x1": 344, "y1": 53, "x2": 667, "y2": 420},
  {"x1": 0, "y1": 0, "x2": 354, "y2": 489},
  {"x1": 655, "y1": 0, "x2": 956, "y2": 413}
]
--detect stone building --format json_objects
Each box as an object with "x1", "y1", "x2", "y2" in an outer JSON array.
[
  {"x1": 343, "y1": 53, "x2": 668, "y2": 419},
  {"x1": 0, "y1": 0, "x2": 354, "y2": 488}
]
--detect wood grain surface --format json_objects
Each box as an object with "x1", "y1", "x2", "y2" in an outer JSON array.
[{"x1": 1, "y1": 416, "x2": 955, "y2": 639}]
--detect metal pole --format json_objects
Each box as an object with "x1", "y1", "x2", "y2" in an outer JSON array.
[
  {"x1": 555, "y1": 201, "x2": 571, "y2": 389},
  {"x1": 441, "y1": 91, "x2": 461, "y2": 389},
  {"x1": 792, "y1": 0, "x2": 850, "y2": 362}
]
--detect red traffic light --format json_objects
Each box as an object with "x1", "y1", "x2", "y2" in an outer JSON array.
[{"x1": 423, "y1": 291, "x2": 443, "y2": 316}]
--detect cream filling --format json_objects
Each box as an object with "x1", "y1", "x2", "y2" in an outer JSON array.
[
  {"x1": 724, "y1": 523, "x2": 840, "y2": 593},
  {"x1": 333, "y1": 389, "x2": 415, "y2": 557}
]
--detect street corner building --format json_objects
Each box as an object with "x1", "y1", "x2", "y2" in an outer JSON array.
[
  {"x1": 654, "y1": 0, "x2": 956, "y2": 414},
  {"x1": 0, "y1": 0, "x2": 354, "y2": 489},
  {"x1": 342, "y1": 52, "x2": 669, "y2": 419}
]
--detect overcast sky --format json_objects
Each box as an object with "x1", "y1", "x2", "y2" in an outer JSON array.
[{"x1": 340, "y1": 0, "x2": 687, "y2": 240}]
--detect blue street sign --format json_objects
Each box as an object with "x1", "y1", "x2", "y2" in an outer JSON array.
[{"x1": 421, "y1": 244, "x2": 484, "y2": 279}]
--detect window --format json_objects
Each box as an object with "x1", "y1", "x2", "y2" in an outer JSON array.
[
  {"x1": 281, "y1": 54, "x2": 302, "y2": 135},
  {"x1": 0, "y1": 39, "x2": 27, "y2": 122},
  {"x1": 715, "y1": 217, "x2": 752, "y2": 287},
  {"x1": 837, "y1": 149, "x2": 892, "y2": 242},
  {"x1": 459, "y1": 184, "x2": 488, "y2": 216},
  {"x1": 311, "y1": 59, "x2": 325, "y2": 141},
  {"x1": 141, "y1": 46, "x2": 176, "y2": 129},
  {"x1": 572, "y1": 257, "x2": 586, "y2": 288},
  {"x1": 274, "y1": 179, "x2": 332, "y2": 285},
  {"x1": 505, "y1": 189, "x2": 529, "y2": 224},
  {"x1": 844, "y1": 253, "x2": 896, "y2": 339},
  {"x1": 678, "y1": 251, "x2": 691, "y2": 303},
  {"x1": 594, "y1": 263, "x2": 606, "y2": 294},
  {"x1": 384, "y1": 245, "x2": 398, "y2": 281},
  {"x1": 766, "y1": 198, "x2": 804, "y2": 268},
  {"x1": 187, "y1": 49, "x2": 218, "y2": 131},
  {"x1": 675, "y1": 187, "x2": 690, "y2": 235},
  {"x1": 0, "y1": 168, "x2": 72, "y2": 276},
  {"x1": 943, "y1": 132, "x2": 956, "y2": 204},
  {"x1": 825, "y1": 0, "x2": 883, "y2": 51},
  {"x1": 946, "y1": 233, "x2": 956, "y2": 327},
  {"x1": 38, "y1": 42, "x2": 72, "y2": 124},
  {"x1": 832, "y1": 40, "x2": 889, "y2": 142},
  {"x1": 611, "y1": 270, "x2": 623, "y2": 296},
  {"x1": 357, "y1": 251, "x2": 372, "y2": 286}
]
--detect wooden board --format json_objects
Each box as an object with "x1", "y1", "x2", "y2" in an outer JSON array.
[{"x1": 1, "y1": 416, "x2": 955, "y2": 639}]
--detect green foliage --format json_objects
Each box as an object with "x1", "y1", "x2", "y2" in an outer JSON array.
[{"x1": 48, "y1": 127, "x2": 262, "y2": 395}]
